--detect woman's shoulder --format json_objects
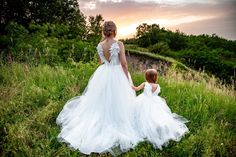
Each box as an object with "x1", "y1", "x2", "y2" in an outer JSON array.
[
  {"x1": 97, "y1": 42, "x2": 103, "y2": 47},
  {"x1": 117, "y1": 41, "x2": 124, "y2": 46},
  {"x1": 97, "y1": 41, "x2": 103, "y2": 46},
  {"x1": 96, "y1": 43, "x2": 103, "y2": 54},
  {"x1": 117, "y1": 40, "x2": 123, "y2": 44},
  {"x1": 97, "y1": 40, "x2": 120, "y2": 47}
]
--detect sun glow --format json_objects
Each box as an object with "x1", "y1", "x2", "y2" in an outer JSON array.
[
  {"x1": 117, "y1": 23, "x2": 138, "y2": 39},
  {"x1": 116, "y1": 16, "x2": 215, "y2": 39}
]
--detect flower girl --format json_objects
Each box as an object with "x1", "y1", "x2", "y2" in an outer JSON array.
[{"x1": 132, "y1": 69, "x2": 189, "y2": 149}]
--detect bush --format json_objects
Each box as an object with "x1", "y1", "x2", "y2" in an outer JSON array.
[
  {"x1": 0, "y1": 22, "x2": 97, "y2": 65},
  {"x1": 148, "y1": 42, "x2": 170, "y2": 54}
]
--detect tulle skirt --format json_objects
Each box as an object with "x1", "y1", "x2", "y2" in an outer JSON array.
[
  {"x1": 133, "y1": 94, "x2": 189, "y2": 149},
  {"x1": 56, "y1": 64, "x2": 141, "y2": 155}
]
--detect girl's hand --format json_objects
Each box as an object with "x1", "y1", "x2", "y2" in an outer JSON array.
[{"x1": 132, "y1": 82, "x2": 145, "y2": 91}]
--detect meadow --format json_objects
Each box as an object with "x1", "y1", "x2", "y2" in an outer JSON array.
[
  {"x1": 1, "y1": 61, "x2": 235, "y2": 157},
  {"x1": 1, "y1": 0, "x2": 236, "y2": 156}
]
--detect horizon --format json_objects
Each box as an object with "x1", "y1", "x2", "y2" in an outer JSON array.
[{"x1": 79, "y1": 0, "x2": 236, "y2": 41}]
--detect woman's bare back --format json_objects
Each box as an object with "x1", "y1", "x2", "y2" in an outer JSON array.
[{"x1": 100, "y1": 39, "x2": 117, "y2": 62}]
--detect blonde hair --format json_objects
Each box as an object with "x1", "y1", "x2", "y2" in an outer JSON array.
[{"x1": 102, "y1": 21, "x2": 117, "y2": 37}]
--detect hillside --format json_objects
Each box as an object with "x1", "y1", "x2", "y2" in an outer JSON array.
[
  {"x1": 123, "y1": 23, "x2": 236, "y2": 86},
  {"x1": 1, "y1": 61, "x2": 235, "y2": 156},
  {"x1": 1, "y1": 1, "x2": 236, "y2": 156},
  {"x1": 125, "y1": 44, "x2": 194, "y2": 72}
]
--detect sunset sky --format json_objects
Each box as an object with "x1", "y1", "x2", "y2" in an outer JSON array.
[{"x1": 79, "y1": 0, "x2": 236, "y2": 40}]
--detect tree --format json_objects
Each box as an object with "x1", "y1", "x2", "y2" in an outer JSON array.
[
  {"x1": 136, "y1": 23, "x2": 162, "y2": 47},
  {"x1": 0, "y1": 0, "x2": 86, "y2": 35},
  {"x1": 136, "y1": 23, "x2": 150, "y2": 38},
  {"x1": 86, "y1": 14, "x2": 104, "y2": 43},
  {"x1": 167, "y1": 30, "x2": 187, "y2": 51}
]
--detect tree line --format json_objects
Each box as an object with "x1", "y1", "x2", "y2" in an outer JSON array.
[
  {"x1": 0, "y1": 0, "x2": 105, "y2": 65},
  {"x1": 123, "y1": 23, "x2": 236, "y2": 85}
]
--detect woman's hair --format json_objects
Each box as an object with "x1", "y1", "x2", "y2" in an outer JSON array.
[
  {"x1": 102, "y1": 21, "x2": 117, "y2": 37},
  {"x1": 145, "y1": 69, "x2": 158, "y2": 83}
]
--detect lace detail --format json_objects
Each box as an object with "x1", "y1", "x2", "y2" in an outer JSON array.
[
  {"x1": 96, "y1": 44, "x2": 105, "y2": 63},
  {"x1": 109, "y1": 42, "x2": 120, "y2": 60},
  {"x1": 97, "y1": 42, "x2": 120, "y2": 65},
  {"x1": 96, "y1": 44, "x2": 103, "y2": 55}
]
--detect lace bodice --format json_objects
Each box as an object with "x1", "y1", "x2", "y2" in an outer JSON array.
[
  {"x1": 143, "y1": 82, "x2": 161, "y2": 96},
  {"x1": 96, "y1": 42, "x2": 120, "y2": 66}
]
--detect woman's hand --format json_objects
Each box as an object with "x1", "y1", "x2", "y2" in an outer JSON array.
[{"x1": 131, "y1": 85, "x2": 137, "y2": 91}]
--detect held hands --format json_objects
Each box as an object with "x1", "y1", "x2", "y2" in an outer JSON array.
[
  {"x1": 131, "y1": 85, "x2": 137, "y2": 91},
  {"x1": 131, "y1": 82, "x2": 145, "y2": 92}
]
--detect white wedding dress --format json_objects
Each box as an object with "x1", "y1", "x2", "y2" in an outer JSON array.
[
  {"x1": 133, "y1": 82, "x2": 189, "y2": 149},
  {"x1": 56, "y1": 42, "x2": 141, "y2": 155}
]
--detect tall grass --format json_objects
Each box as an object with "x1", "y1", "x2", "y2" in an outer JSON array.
[{"x1": 0, "y1": 62, "x2": 235, "y2": 156}]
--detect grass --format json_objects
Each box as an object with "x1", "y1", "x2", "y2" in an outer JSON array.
[{"x1": 0, "y1": 62, "x2": 235, "y2": 157}]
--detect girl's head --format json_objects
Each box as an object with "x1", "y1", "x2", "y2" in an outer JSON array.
[
  {"x1": 102, "y1": 21, "x2": 117, "y2": 38},
  {"x1": 145, "y1": 69, "x2": 158, "y2": 83}
]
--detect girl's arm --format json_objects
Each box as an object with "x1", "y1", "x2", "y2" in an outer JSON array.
[
  {"x1": 132, "y1": 82, "x2": 145, "y2": 91},
  {"x1": 118, "y1": 41, "x2": 129, "y2": 79}
]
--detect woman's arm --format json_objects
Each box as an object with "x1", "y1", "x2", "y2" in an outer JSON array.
[
  {"x1": 118, "y1": 41, "x2": 129, "y2": 79},
  {"x1": 132, "y1": 82, "x2": 145, "y2": 91}
]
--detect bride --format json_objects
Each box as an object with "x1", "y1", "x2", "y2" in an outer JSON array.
[{"x1": 56, "y1": 21, "x2": 141, "y2": 155}]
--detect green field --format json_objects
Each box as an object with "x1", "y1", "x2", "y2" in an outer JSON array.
[
  {"x1": 1, "y1": 62, "x2": 235, "y2": 157},
  {"x1": 1, "y1": 1, "x2": 236, "y2": 156}
]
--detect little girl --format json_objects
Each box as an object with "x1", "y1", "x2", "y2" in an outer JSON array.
[{"x1": 132, "y1": 69, "x2": 189, "y2": 149}]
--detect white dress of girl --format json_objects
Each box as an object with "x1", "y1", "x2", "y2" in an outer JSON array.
[
  {"x1": 56, "y1": 42, "x2": 141, "y2": 155},
  {"x1": 134, "y1": 82, "x2": 189, "y2": 149}
]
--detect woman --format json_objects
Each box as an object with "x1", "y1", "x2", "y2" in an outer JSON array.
[{"x1": 56, "y1": 21, "x2": 141, "y2": 155}]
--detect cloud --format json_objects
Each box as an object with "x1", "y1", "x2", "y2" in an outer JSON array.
[
  {"x1": 79, "y1": 0, "x2": 224, "y2": 7},
  {"x1": 79, "y1": 0, "x2": 236, "y2": 40},
  {"x1": 169, "y1": 11, "x2": 236, "y2": 40}
]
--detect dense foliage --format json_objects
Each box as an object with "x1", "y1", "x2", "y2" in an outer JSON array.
[
  {"x1": 0, "y1": 0, "x2": 105, "y2": 65},
  {"x1": 0, "y1": 22, "x2": 98, "y2": 66},
  {"x1": 124, "y1": 23, "x2": 236, "y2": 85},
  {"x1": 0, "y1": 10, "x2": 104, "y2": 65},
  {"x1": 0, "y1": 0, "x2": 86, "y2": 34}
]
